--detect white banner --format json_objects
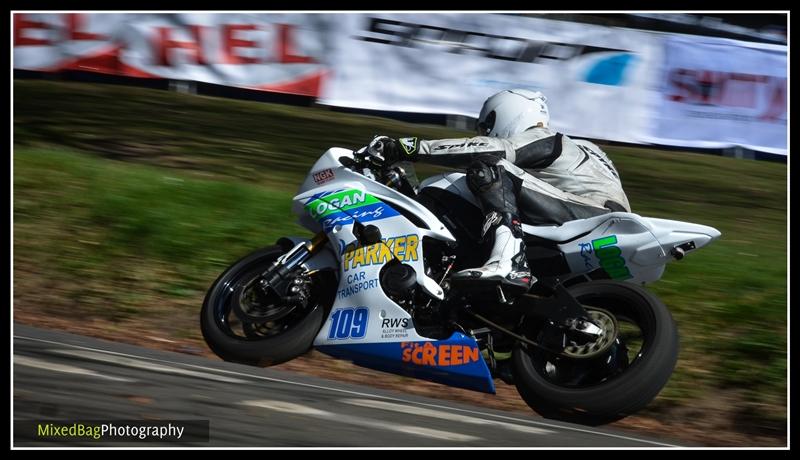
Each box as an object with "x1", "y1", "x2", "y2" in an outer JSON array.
[
  {"x1": 319, "y1": 13, "x2": 662, "y2": 144},
  {"x1": 14, "y1": 13, "x2": 788, "y2": 154},
  {"x1": 13, "y1": 13, "x2": 331, "y2": 96},
  {"x1": 644, "y1": 34, "x2": 787, "y2": 155}
]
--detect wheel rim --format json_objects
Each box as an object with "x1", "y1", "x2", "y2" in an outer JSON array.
[
  {"x1": 528, "y1": 291, "x2": 656, "y2": 389},
  {"x1": 232, "y1": 273, "x2": 296, "y2": 323},
  {"x1": 562, "y1": 308, "x2": 619, "y2": 359},
  {"x1": 212, "y1": 254, "x2": 320, "y2": 341}
]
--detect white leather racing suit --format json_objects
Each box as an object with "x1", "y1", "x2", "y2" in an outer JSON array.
[{"x1": 399, "y1": 127, "x2": 631, "y2": 226}]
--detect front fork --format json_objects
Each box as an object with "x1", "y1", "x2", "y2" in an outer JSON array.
[{"x1": 259, "y1": 232, "x2": 328, "y2": 296}]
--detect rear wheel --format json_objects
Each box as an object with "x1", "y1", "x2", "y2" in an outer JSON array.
[
  {"x1": 200, "y1": 245, "x2": 335, "y2": 366},
  {"x1": 512, "y1": 280, "x2": 679, "y2": 425}
]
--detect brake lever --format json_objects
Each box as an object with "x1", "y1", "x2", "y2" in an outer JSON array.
[
  {"x1": 344, "y1": 150, "x2": 376, "y2": 169},
  {"x1": 339, "y1": 156, "x2": 358, "y2": 168}
]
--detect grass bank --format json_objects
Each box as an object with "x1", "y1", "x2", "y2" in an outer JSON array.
[{"x1": 13, "y1": 79, "x2": 787, "y2": 443}]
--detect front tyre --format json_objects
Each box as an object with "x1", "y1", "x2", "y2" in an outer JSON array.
[
  {"x1": 513, "y1": 280, "x2": 679, "y2": 425},
  {"x1": 200, "y1": 245, "x2": 333, "y2": 367}
]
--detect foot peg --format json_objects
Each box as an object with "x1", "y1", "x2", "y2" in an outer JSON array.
[{"x1": 496, "y1": 285, "x2": 508, "y2": 304}]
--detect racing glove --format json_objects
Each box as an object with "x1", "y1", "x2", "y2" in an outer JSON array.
[{"x1": 368, "y1": 136, "x2": 420, "y2": 164}]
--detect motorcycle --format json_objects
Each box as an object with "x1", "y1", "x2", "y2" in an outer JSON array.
[{"x1": 200, "y1": 144, "x2": 721, "y2": 425}]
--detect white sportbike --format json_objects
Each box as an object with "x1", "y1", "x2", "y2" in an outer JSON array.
[{"x1": 201, "y1": 146, "x2": 720, "y2": 424}]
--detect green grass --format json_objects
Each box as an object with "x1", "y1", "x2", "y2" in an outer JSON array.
[
  {"x1": 13, "y1": 79, "x2": 787, "y2": 430},
  {"x1": 14, "y1": 146, "x2": 303, "y2": 277},
  {"x1": 608, "y1": 146, "x2": 787, "y2": 411},
  {"x1": 14, "y1": 79, "x2": 463, "y2": 187}
]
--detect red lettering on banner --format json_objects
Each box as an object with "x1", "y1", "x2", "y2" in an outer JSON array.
[
  {"x1": 14, "y1": 14, "x2": 51, "y2": 46},
  {"x1": 154, "y1": 26, "x2": 207, "y2": 66},
  {"x1": 66, "y1": 13, "x2": 105, "y2": 41},
  {"x1": 667, "y1": 69, "x2": 691, "y2": 102},
  {"x1": 277, "y1": 24, "x2": 314, "y2": 64},
  {"x1": 667, "y1": 68, "x2": 785, "y2": 119},
  {"x1": 222, "y1": 24, "x2": 260, "y2": 64},
  {"x1": 760, "y1": 78, "x2": 787, "y2": 121},
  {"x1": 719, "y1": 73, "x2": 764, "y2": 108}
]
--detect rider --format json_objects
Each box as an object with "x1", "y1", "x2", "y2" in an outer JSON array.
[{"x1": 368, "y1": 89, "x2": 631, "y2": 291}]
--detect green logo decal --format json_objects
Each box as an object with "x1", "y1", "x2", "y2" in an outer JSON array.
[
  {"x1": 304, "y1": 189, "x2": 378, "y2": 219},
  {"x1": 591, "y1": 235, "x2": 633, "y2": 280}
]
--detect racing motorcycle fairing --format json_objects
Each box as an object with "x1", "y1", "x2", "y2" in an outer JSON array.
[
  {"x1": 289, "y1": 148, "x2": 494, "y2": 393},
  {"x1": 421, "y1": 172, "x2": 721, "y2": 284}
]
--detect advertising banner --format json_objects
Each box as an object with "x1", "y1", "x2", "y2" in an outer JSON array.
[
  {"x1": 14, "y1": 13, "x2": 787, "y2": 154},
  {"x1": 319, "y1": 13, "x2": 662, "y2": 144},
  {"x1": 645, "y1": 34, "x2": 787, "y2": 155},
  {"x1": 13, "y1": 13, "x2": 330, "y2": 96}
]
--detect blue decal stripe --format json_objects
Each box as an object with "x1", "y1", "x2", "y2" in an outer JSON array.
[
  {"x1": 316, "y1": 332, "x2": 496, "y2": 394},
  {"x1": 320, "y1": 202, "x2": 401, "y2": 231}
]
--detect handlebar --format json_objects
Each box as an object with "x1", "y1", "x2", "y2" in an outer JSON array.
[{"x1": 340, "y1": 149, "x2": 418, "y2": 197}]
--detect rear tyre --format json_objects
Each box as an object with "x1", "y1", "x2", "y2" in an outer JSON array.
[{"x1": 513, "y1": 280, "x2": 679, "y2": 425}]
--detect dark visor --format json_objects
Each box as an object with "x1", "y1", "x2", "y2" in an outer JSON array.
[{"x1": 477, "y1": 110, "x2": 496, "y2": 136}]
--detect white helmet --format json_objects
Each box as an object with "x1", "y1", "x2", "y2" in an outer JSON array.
[{"x1": 477, "y1": 89, "x2": 550, "y2": 138}]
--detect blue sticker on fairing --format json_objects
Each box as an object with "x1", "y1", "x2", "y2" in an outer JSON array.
[
  {"x1": 319, "y1": 202, "x2": 400, "y2": 232},
  {"x1": 316, "y1": 332, "x2": 496, "y2": 394}
]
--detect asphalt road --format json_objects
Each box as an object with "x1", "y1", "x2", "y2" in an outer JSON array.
[{"x1": 13, "y1": 324, "x2": 685, "y2": 447}]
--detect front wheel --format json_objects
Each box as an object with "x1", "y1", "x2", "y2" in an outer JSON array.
[
  {"x1": 512, "y1": 280, "x2": 679, "y2": 425},
  {"x1": 200, "y1": 245, "x2": 335, "y2": 367}
]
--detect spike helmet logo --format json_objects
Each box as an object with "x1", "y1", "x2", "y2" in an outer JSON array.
[{"x1": 399, "y1": 137, "x2": 419, "y2": 155}]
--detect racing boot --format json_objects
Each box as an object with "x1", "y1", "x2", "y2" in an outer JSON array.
[{"x1": 451, "y1": 212, "x2": 536, "y2": 293}]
